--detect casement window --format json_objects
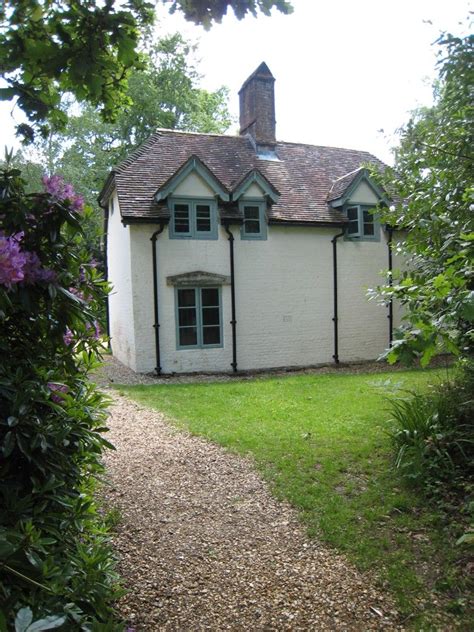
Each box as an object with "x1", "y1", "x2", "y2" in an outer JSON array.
[
  {"x1": 240, "y1": 201, "x2": 267, "y2": 240},
  {"x1": 169, "y1": 199, "x2": 218, "y2": 239},
  {"x1": 175, "y1": 287, "x2": 222, "y2": 349},
  {"x1": 345, "y1": 205, "x2": 379, "y2": 240}
]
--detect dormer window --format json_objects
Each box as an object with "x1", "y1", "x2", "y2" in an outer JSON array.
[
  {"x1": 169, "y1": 199, "x2": 218, "y2": 240},
  {"x1": 345, "y1": 205, "x2": 379, "y2": 240},
  {"x1": 240, "y1": 201, "x2": 267, "y2": 240}
]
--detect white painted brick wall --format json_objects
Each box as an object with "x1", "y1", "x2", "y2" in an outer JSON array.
[
  {"x1": 106, "y1": 192, "x2": 137, "y2": 369},
  {"x1": 123, "y1": 222, "x2": 396, "y2": 374}
]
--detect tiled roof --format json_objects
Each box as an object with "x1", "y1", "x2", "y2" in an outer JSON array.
[
  {"x1": 326, "y1": 167, "x2": 364, "y2": 202},
  {"x1": 101, "y1": 130, "x2": 386, "y2": 225}
]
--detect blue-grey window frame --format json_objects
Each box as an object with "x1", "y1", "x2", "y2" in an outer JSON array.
[
  {"x1": 344, "y1": 204, "x2": 380, "y2": 241},
  {"x1": 175, "y1": 286, "x2": 223, "y2": 350},
  {"x1": 169, "y1": 197, "x2": 218, "y2": 240},
  {"x1": 240, "y1": 200, "x2": 267, "y2": 240}
]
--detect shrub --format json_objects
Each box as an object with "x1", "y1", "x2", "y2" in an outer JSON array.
[
  {"x1": 389, "y1": 364, "x2": 474, "y2": 497},
  {"x1": 0, "y1": 159, "x2": 121, "y2": 628}
]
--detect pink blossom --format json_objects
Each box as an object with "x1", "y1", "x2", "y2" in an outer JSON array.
[
  {"x1": 86, "y1": 320, "x2": 101, "y2": 340},
  {"x1": 63, "y1": 327, "x2": 74, "y2": 346},
  {"x1": 42, "y1": 175, "x2": 84, "y2": 213},
  {"x1": 22, "y1": 251, "x2": 57, "y2": 285},
  {"x1": 47, "y1": 382, "x2": 69, "y2": 404},
  {"x1": 0, "y1": 231, "x2": 27, "y2": 288}
]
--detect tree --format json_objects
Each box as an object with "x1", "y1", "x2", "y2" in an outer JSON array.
[
  {"x1": 372, "y1": 32, "x2": 474, "y2": 367},
  {"x1": 0, "y1": 0, "x2": 292, "y2": 141},
  {"x1": 20, "y1": 33, "x2": 232, "y2": 258}
]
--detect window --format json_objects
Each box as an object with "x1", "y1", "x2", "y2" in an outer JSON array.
[
  {"x1": 169, "y1": 199, "x2": 217, "y2": 239},
  {"x1": 240, "y1": 201, "x2": 267, "y2": 240},
  {"x1": 176, "y1": 287, "x2": 222, "y2": 349},
  {"x1": 345, "y1": 205, "x2": 379, "y2": 240}
]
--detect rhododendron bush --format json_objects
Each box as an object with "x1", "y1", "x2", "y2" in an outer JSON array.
[{"x1": 0, "y1": 159, "x2": 120, "y2": 628}]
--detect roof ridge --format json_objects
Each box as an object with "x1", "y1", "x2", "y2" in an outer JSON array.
[
  {"x1": 332, "y1": 166, "x2": 365, "y2": 183},
  {"x1": 276, "y1": 139, "x2": 377, "y2": 155}
]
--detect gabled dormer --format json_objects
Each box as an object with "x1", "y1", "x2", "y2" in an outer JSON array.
[
  {"x1": 328, "y1": 167, "x2": 389, "y2": 240},
  {"x1": 232, "y1": 169, "x2": 280, "y2": 240},
  {"x1": 155, "y1": 156, "x2": 230, "y2": 240}
]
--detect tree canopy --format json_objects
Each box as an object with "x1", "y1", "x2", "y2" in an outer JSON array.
[
  {"x1": 0, "y1": 0, "x2": 292, "y2": 141},
  {"x1": 372, "y1": 32, "x2": 474, "y2": 366},
  {"x1": 14, "y1": 32, "x2": 232, "y2": 258}
]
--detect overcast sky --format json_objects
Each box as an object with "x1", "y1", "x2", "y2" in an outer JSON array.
[{"x1": 1, "y1": 0, "x2": 472, "y2": 164}]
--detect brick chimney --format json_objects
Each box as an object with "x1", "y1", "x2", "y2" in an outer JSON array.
[{"x1": 239, "y1": 62, "x2": 276, "y2": 152}]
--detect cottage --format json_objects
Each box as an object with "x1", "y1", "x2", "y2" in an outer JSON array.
[{"x1": 100, "y1": 63, "x2": 400, "y2": 374}]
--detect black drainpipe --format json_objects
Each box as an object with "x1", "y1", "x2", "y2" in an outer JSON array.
[
  {"x1": 102, "y1": 203, "x2": 111, "y2": 346},
  {"x1": 223, "y1": 223, "x2": 238, "y2": 372},
  {"x1": 387, "y1": 226, "x2": 394, "y2": 347},
  {"x1": 331, "y1": 228, "x2": 346, "y2": 364},
  {"x1": 151, "y1": 222, "x2": 166, "y2": 375}
]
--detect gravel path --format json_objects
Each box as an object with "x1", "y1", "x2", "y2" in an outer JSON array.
[{"x1": 102, "y1": 393, "x2": 403, "y2": 631}]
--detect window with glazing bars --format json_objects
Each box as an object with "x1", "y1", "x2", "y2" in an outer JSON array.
[
  {"x1": 345, "y1": 205, "x2": 378, "y2": 239},
  {"x1": 170, "y1": 199, "x2": 217, "y2": 239},
  {"x1": 176, "y1": 287, "x2": 222, "y2": 348}
]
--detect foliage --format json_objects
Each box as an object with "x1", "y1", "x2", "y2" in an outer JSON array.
[
  {"x1": 17, "y1": 32, "x2": 231, "y2": 261},
  {"x1": 0, "y1": 158, "x2": 120, "y2": 628},
  {"x1": 389, "y1": 366, "x2": 474, "y2": 494},
  {"x1": 168, "y1": 0, "x2": 293, "y2": 27},
  {"x1": 0, "y1": 0, "x2": 291, "y2": 141},
  {"x1": 370, "y1": 32, "x2": 474, "y2": 367},
  {"x1": 32, "y1": 34, "x2": 232, "y2": 208}
]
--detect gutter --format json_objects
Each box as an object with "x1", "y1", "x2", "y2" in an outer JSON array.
[
  {"x1": 223, "y1": 223, "x2": 238, "y2": 372},
  {"x1": 151, "y1": 222, "x2": 167, "y2": 375},
  {"x1": 331, "y1": 228, "x2": 346, "y2": 364}
]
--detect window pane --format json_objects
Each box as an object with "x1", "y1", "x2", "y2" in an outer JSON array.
[
  {"x1": 347, "y1": 207, "x2": 358, "y2": 221},
  {"x1": 202, "y1": 307, "x2": 219, "y2": 326},
  {"x1": 363, "y1": 209, "x2": 374, "y2": 223},
  {"x1": 179, "y1": 308, "x2": 196, "y2": 327},
  {"x1": 363, "y1": 223, "x2": 375, "y2": 236},
  {"x1": 347, "y1": 220, "x2": 359, "y2": 235},
  {"x1": 179, "y1": 327, "x2": 197, "y2": 346},
  {"x1": 201, "y1": 288, "x2": 219, "y2": 307},
  {"x1": 178, "y1": 288, "x2": 196, "y2": 307},
  {"x1": 174, "y1": 204, "x2": 190, "y2": 233},
  {"x1": 244, "y1": 206, "x2": 259, "y2": 219},
  {"x1": 196, "y1": 205, "x2": 211, "y2": 232},
  {"x1": 244, "y1": 220, "x2": 261, "y2": 234},
  {"x1": 203, "y1": 326, "x2": 220, "y2": 345}
]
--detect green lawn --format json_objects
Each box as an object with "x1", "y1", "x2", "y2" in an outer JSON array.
[{"x1": 116, "y1": 367, "x2": 467, "y2": 629}]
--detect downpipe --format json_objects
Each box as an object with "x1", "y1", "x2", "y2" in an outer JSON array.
[
  {"x1": 151, "y1": 223, "x2": 166, "y2": 375},
  {"x1": 331, "y1": 228, "x2": 346, "y2": 364}
]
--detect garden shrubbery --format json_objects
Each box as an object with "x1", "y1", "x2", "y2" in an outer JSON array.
[
  {"x1": 0, "y1": 159, "x2": 120, "y2": 629},
  {"x1": 390, "y1": 364, "x2": 473, "y2": 498}
]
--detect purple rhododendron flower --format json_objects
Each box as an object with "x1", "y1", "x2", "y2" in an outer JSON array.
[
  {"x1": 22, "y1": 251, "x2": 57, "y2": 285},
  {"x1": 0, "y1": 231, "x2": 57, "y2": 289},
  {"x1": 48, "y1": 382, "x2": 69, "y2": 404},
  {"x1": 85, "y1": 320, "x2": 101, "y2": 340},
  {"x1": 42, "y1": 174, "x2": 84, "y2": 213},
  {"x1": 69, "y1": 286, "x2": 86, "y2": 301},
  {"x1": 0, "y1": 231, "x2": 27, "y2": 288},
  {"x1": 63, "y1": 327, "x2": 74, "y2": 346}
]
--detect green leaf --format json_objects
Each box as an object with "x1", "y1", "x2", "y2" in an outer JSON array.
[
  {"x1": 27, "y1": 616, "x2": 67, "y2": 632},
  {"x1": 15, "y1": 608, "x2": 33, "y2": 632},
  {"x1": 0, "y1": 610, "x2": 7, "y2": 632},
  {"x1": 3, "y1": 430, "x2": 16, "y2": 457},
  {"x1": 460, "y1": 291, "x2": 474, "y2": 322},
  {"x1": 0, "y1": 537, "x2": 18, "y2": 559}
]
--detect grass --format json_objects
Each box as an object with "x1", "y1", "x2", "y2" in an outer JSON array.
[{"x1": 116, "y1": 367, "x2": 469, "y2": 629}]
